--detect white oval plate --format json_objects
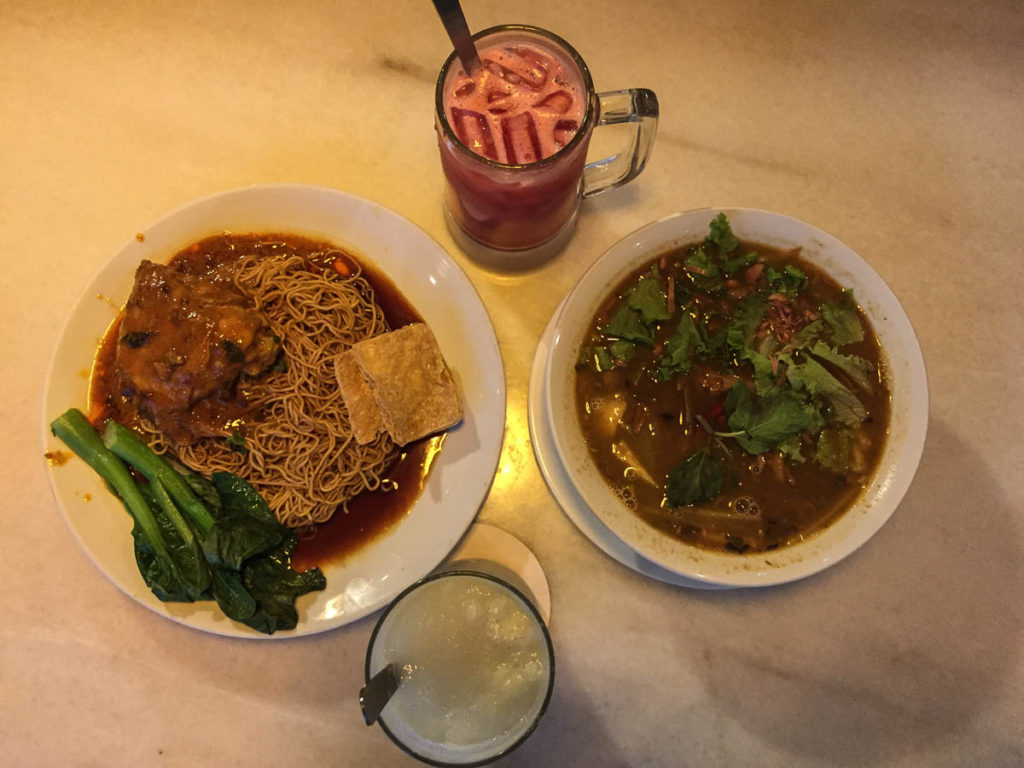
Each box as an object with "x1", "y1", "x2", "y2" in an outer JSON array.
[
  {"x1": 545, "y1": 208, "x2": 928, "y2": 587},
  {"x1": 41, "y1": 183, "x2": 506, "y2": 637}
]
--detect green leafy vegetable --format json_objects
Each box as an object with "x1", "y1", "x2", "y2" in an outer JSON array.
[
  {"x1": 50, "y1": 409, "x2": 188, "y2": 597},
  {"x1": 777, "y1": 434, "x2": 806, "y2": 464},
  {"x1": 765, "y1": 265, "x2": 808, "y2": 296},
  {"x1": 226, "y1": 430, "x2": 248, "y2": 454},
  {"x1": 626, "y1": 271, "x2": 671, "y2": 325},
  {"x1": 808, "y1": 341, "x2": 875, "y2": 393},
  {"x1": 241, "y1": 537, "x2": 326, "y2": 634},
  {"x1": 684, "y1": 247, "x2": 723, "y2": 293},
  {"x1": 593, "y1": 346, "x2": 615, "y2": 371},
  {"x1": 785, "y1": 356, "x2": 867, "y2": 427},
  {"x1": 815, "y1": 426, "x2": 853, "y2": 473},
  {"x1": 725, "y1": 295, "x2": 767, "y2": 357},
  {"x1": 720, "y1": 383, "x2": 820, "y2": 454},
  {"x1": 665, "y1": 447, "x2": 724, "y2": 507},
  {"x1": 705, "y1": 212, "x2": 739, "y2": 253},
  {"x1": 789, "y1": 319, "x2": 825, "y2": 350},
  {"x1": 744, "y1": 347, "x2": 779, "y2": 396},
  {"x1": 609, "y1": 340, "x2": 637, "y2": 363},
  {"x1": 50, "y1": 409, "x2": 325, "y2": 635},
  {"x1": 656, "y1": 313, "x2": 704, "y2": 379},
  {"x1": 720, "y1": 250, "x2": 758, "y2": 277},
  {"x1": 821, "y1": 289, "x2": 864, "y2": 345},
  {"x1": 103, "y1": 420, "x2": 216, "y2": 533},
  {"x1": 601, "y1": 303, "x2": 654, "y2": 344}
]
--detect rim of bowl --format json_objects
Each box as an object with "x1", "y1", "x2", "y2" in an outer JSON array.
[{"x1": 544, "y1": 207, "x2": 929, "y2": 587}]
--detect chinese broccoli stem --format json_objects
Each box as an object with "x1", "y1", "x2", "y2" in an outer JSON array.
[
  {"x1": 102, "y1": 420, "x2": 216, "y2": 534},
  {"x1": 49, "y1": 408, "x2": 171, "y2": 561}
]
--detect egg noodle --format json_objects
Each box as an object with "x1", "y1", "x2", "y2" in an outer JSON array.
[{"x1": 143, "y1": 249, "x2": 397, "y2": 530}]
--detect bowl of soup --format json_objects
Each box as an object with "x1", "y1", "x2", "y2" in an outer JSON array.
[{"x1": 544, "y1": 208, "x2": 927, "y2": 586}]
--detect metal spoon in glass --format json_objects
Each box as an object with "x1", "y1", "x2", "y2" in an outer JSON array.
[
  {"x1": 360, "y1": 663, "x2": 401, "y2": 726},
  {"x1": 431, "y1": 0, "x2": 481, "y2": 74}
]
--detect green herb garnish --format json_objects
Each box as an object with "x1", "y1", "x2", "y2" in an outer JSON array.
[
  {"x1": 665, "y1": 447, "x2": 724, "y2": 507},
  {"x1": 705, "y1": 212, "x2": 739, "y2": 254},
  {"x1": 821, "y1": 289, "x2": 864, "y2": 345}
]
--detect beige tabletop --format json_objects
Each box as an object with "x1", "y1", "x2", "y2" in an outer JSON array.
[{"x1": 3, "y1": 0, "x2": 1022, "y2": 765}]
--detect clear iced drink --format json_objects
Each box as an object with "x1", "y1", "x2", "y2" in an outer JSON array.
[
  {"x1": 435, "y1": 26, "x2": 597, "y2": 255},
  {"x1": 366, "y1": 572, "x2": 554, "y2": 765}
]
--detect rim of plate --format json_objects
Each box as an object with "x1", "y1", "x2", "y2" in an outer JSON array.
[
  {"x1": 543, "y1": 207, "x2": 929, "y2": 587},
  {"x1": 40, "y1": 183, "x2": 506, "y2": 637}
]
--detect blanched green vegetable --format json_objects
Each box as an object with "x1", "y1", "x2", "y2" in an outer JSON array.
[{"x1": 50, "y1": 408, "x2": 325, "y2": 634}]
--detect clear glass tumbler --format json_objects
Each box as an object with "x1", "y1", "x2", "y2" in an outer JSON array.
[{"x1": 364, "y1": 569, "x2": 554, "y2": 766}]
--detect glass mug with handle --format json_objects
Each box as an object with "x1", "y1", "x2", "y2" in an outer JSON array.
[{"x1": 435, "y1": 24, "x2": 659, "y2": 268}]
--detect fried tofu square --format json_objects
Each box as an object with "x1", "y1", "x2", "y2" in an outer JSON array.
[
  {"x1": 334, "y1": 351, "x2": 386, "y2": 444},
  {"x1": 336, "y1": 323, "x2": 462, "y2": 446}
]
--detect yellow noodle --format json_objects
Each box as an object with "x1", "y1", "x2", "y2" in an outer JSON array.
[{"x1": 151, "y1": 249, "x2": 397, "y2": 530}]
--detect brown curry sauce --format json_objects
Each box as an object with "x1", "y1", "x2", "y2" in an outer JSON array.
[{"x1": 89, "y1": 232, "x2": 439, "y2": 569}]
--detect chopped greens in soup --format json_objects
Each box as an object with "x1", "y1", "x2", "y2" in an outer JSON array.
[{"x1": 574, "y1": 214, "x2": 890, "y2": 553}]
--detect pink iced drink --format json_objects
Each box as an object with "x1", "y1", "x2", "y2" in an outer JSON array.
[{"x1": 444, "y1": 42, "x2": 586, "y2": 165}]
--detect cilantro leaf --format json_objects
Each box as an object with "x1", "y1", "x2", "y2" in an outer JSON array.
[
  {"x1": 721, "y1": 383, "x2": 819, "y2": 454},
  {"x1": 665, "y1": 448, "x2": 724, "y2": 507},
  {"x1": 765, "y1": 264, "x2": 808, "y2": 296},
  {"x1": 705, "y1": 212, "x2": 739, "y2": 254},
  {"x1": 808, "y1": 341, "x2": 875, "y2": 393},
  {"x1": 821, "y1": 289, "x2": 864, "y2": 345}
]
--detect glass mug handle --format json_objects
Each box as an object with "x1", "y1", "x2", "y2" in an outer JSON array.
[{"x1": 582, "y1": 88, "x2": 659, "y2": 198}]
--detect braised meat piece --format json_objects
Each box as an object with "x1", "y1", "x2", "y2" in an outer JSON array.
[{"x1": 115, "y1": 260, "x2": 279, "y2": 443}]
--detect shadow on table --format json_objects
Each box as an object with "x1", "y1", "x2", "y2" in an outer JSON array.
[
  {"x1": 683, "y1": 418, "x2": 1024, "y2": 765},
  {"x1": 494, "y1": 658, "x2": 632, "y2": 768}
]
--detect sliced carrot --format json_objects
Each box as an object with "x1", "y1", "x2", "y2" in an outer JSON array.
[{"x1": 332, "y1": 257, "x2": 351, "y2": 276}]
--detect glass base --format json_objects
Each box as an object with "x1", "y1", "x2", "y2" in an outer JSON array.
[{"x1": 443, "y1": 205, "x2": 578, "y2": 271}]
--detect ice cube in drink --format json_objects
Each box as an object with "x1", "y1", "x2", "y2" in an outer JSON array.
[
  {"x1": 449, "y1": 107, "x2": 499, "y2": 161},
  {"x1": 501, "y1": 113, "x2": 543, "y2": 165},
  {"x1": 443, "y1": 38, "x2": 585, "y2": 165}
]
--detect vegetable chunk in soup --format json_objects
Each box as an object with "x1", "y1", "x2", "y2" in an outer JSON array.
[{"x1": 574, "y1": 214, "x2": 890, "y2": 554}]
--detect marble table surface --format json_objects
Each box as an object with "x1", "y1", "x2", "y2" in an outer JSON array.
[{"x1": 2, "y1": 0, "x2": 1021, "y2": 765}]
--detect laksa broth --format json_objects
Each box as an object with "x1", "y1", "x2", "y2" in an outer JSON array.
[{"x1": 574, "y1": 215, "x2": 890, "y2": 554}]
